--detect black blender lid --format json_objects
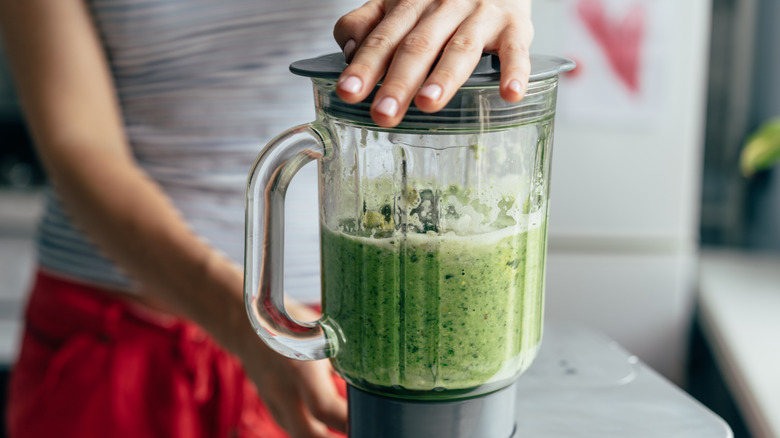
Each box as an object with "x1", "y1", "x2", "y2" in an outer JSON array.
[{"x1": 290, "y1": 52, "x2": 575, "y2": 85}]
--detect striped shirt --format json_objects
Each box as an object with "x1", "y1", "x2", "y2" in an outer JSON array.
[{"x1": 37, "y1": 0, "x2": 359, "y2": 303}]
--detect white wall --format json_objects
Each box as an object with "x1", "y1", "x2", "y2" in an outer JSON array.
[{"x1": 531, "y1": 0, "x2": 712, "y2": 383}]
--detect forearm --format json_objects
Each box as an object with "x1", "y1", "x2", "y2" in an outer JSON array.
[
  {"x1": 44, "y1": 146, "x2": 252, "y2": 353},
  {"x1": 0, "y1": 0, "x2": 252, "y2": 355}
]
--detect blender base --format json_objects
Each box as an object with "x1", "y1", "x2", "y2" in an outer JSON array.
[{"x1": 346, "y1": 382, "x2": 517, "y2": 438}]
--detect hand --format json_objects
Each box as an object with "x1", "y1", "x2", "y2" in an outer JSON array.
[
  {"x1": 238, "y1": 304, "x2": 347, "y2": 438},
  {"x1": 333, "y1": 0, "x2": 534, "y2": 127}
]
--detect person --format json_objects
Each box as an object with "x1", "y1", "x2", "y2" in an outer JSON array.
[{"x1": 0, "y1": 0, "x2": 534, "y2": 437}]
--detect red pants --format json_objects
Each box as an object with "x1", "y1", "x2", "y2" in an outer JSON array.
[{"x1": 6, "y1": 270, "x2": 338, "y2": 438}]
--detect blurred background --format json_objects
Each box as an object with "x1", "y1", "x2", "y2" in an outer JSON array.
[{"x1": 0, "y1": 0, "x2": 778, "y2": 437}]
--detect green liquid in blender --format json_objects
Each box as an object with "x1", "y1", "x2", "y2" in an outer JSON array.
[{"x1": 320, "y1": 190, "x2": 547, "y2": 398}]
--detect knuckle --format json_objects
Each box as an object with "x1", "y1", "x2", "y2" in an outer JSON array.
[
  {"x1": 448, "y1": 34, "x2": 480, "y2": 54},
  {"x1": 475, "y1": 2, "x2": 507, "y2": 21},
  {"x1": 505, "y1": 21, "x2": 534, "y2": 47},
  {"x1": 503, "y1": 39, "x2": 531, "y2": 57},
  {"x1": 392, "y1": 0, "x2": 419, "y2": 16},
  {"x1": 431, "y1": 68, "x2": 457, "y2": 86},
  {"x1": 436, "y1": 0, "x2": 467, "y2": 9},
  {"x1": 480, "y1": 1, "x2": 501, "y2": 13},
  {"x1": 399, "y1": 33, "x2": 435, "y2": 55},
  {"x1": 362, "y1": 32, "x2": 395, "y2": 51}
]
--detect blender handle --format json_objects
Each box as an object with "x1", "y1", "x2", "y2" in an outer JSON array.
[{"x1": 244, "y1": 123, "x2": 336, "y2": 361}]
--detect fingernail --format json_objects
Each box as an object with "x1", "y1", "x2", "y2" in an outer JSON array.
[
  {"x1": 418, "y1": 84, "x2": 443, "y2": 101},
  {"x1": 375, "y1": 97, "x2": 399, "y2": 117},
  {"x1": 343, "y1": 39, "x2": 356, "y2": 62},
  {"x1": 509, "y1": 79, "x2": 523, "y2": 95},
  {"x1": 338, "y1": 75, "x2": 362, "y2": 94}
]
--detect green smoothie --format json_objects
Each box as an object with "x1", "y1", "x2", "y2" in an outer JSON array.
[{"x1": 320, "y1": 205, "x2": 547, "y2": 398}]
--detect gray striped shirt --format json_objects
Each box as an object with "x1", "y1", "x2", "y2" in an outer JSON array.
[{"x1": 38, "y1": 0, "x2": 358, "y2": 303}]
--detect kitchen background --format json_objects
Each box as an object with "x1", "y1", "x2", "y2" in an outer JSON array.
[{"x1": 1, "y1": 0, "x2": 778, "y2": 437}]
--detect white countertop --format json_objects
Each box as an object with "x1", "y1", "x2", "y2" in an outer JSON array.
[
  {"x1": 698, "y1": 248, "x2": 780, "y2": 438},
  {"x1": 515, "y1": 323, "x2": 730, "y2": 438}
]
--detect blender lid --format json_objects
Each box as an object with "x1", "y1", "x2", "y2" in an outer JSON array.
[{"x1": 290, "y1": 52, "x2": 575, "y2": 85}]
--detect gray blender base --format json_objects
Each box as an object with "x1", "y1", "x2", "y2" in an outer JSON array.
[
  {"x1": 346, "y1": 322, "x2": 732, "y2": 438},
  {"x1": 348, "y1": 382, "x2": 517, "y2": 438}
]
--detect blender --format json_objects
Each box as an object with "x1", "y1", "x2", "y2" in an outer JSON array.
[{"x1": 244, "y1": 52, "x2": 573, "y2": 437}]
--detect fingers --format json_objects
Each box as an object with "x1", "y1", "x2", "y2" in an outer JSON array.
[
  {"x1": 366, "y1": 3, "x2": 473, "y2": 126},
  {"x1": 417, "y1": 9, "x2": 533, "y2": 111},
  {"x1": 243, "y1": 340, "x2": 347, "y2": 438},
  {"x1": 332, "y1": 0, "x2": 534, "y2": 128},
  {"x1": 413, "y1": 8, "x2": 497, "y2": 114},
  {"x1": 279, "y1": 396, "x2": 338, "y2": 438},
  {"x1": 496, "y1": 23, "x2": 534, "y2": 103},
  {"x1": 298, "y1": 362, "x2": 349, "y2": 433},
  {"x1": 258, "y1": 363, "x2": 346, "y2": 438},
  {"x1": 336, "y1": 0, "x2": 431, "y2": 106},
  {"x1": 264, "y1": 391, "x2": 333, "y2": 438}
]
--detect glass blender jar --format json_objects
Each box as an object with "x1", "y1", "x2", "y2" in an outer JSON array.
[{"x1": 245, "y1": 53, "x2": 573, "y2": 437}]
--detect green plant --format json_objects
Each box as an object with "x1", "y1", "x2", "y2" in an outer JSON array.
[{"x1": 740, "y1": 118, "x2": 780, "y2": 177}]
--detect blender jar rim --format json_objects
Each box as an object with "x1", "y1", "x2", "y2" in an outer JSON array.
[
  {"x1": 290, "y1": 52, "x2": 575, "y2": 85},
  {"x1": 295, "y1": 52, "x2": 574, "y2": 131}
]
